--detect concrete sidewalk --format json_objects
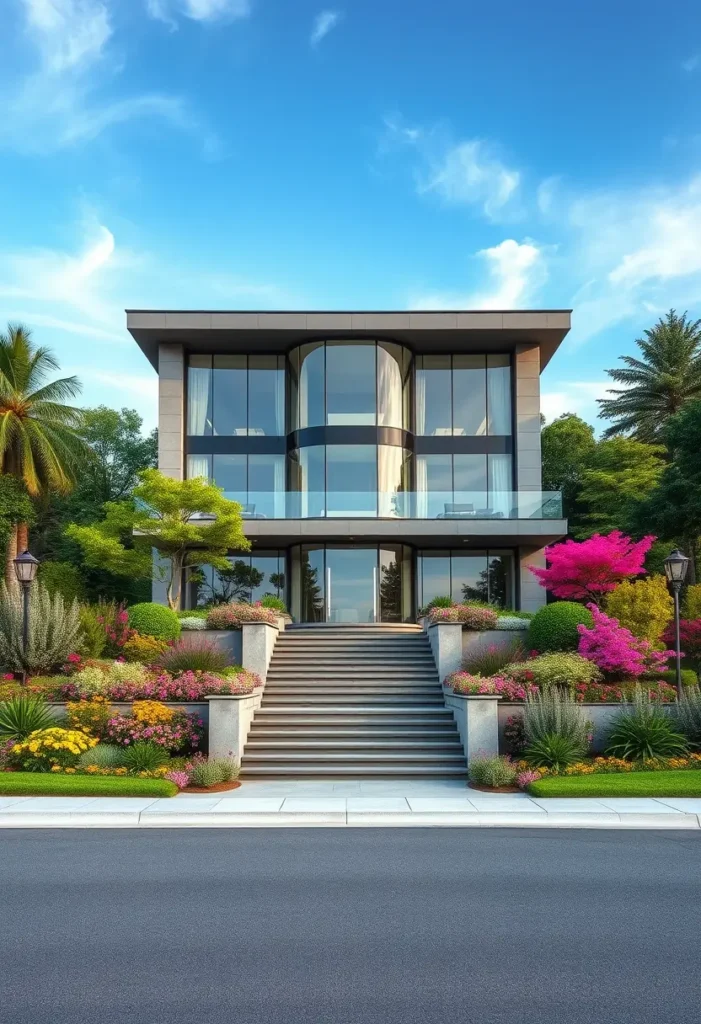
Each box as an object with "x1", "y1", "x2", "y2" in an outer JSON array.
[{"x1": 2, "y1": 778, "x2": 701, "y2": 828}]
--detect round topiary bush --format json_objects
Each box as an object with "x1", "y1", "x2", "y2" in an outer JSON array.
[
  {"x1": 127, "y1": 603, "x2": 181, "y2": 642},
  {"x1": 527, "y1": 601, "x2": 594, "y2": 654}
]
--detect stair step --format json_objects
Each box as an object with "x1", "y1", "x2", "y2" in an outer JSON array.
[
  {"x1": 267, "y1": 670, "x2": 439, "y2": 679},
  {"x1": 239, "y1": 765, "x2": 466, "y2": 777},
  {"x1": 242, "y1": 750, "x2": 466, "y2": 762},
  {"x1": 249, "y1": 727, "x2": 457, "y2": 738},
  {"x1": 246, "y1": 739, "x2": 462, "y2": 750}
]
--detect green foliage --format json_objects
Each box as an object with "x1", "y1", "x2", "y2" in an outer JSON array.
[
  {"x1": 674, "y1": 687, "x2": 701, "y2": 750},
  {"x1": 260, "y1": 594, "x2": 287, "y2": 613},
  {"x1": 467, "y1": 754, "x2": 517, "y2": 788},
  {"x1": 682, "y1": 584, "x2": 701, "y2": 619},
  {"x1": 603, "y1": 576, "x2": 673, "y2": 648},
  {"x1": 67, "y1": 468, "x2": 250, "y2": 609},
  {"x1": 0, "y1": 696, "x2": 55, "y2": 740},
  {"x1": 541, "y1": 413, "x2": 597, "y2": 526},
  {"x1": 524, "y1": 732, "x2": 588, "y2": 770},
  {"x1": 121, "y1": 741, "x2": 170, "y2": 773},
  {"x1": 649, "y1": 669, "x2": 698, "y2": 688},
  {"x1": 0, "y1": 773, "x2": 177, "y2": 797},
  {"x1": 0, "y1": 582, "x2": 81, "y2": 674},
  {"x1": 127, "y1": 603, "x2": 180, "y2": 641},
  {"x1": 159, "y1": 639, "x2": 229, "y2": 673},
  {"x1": 523, "y1": 689, "x2": 591, "y2": 751},
  {"x1": 177, "y1": 608, "x2": 208, "y2": 619},
  {"x1": 462, "y1": 639, "x2": 526, "y2": 676},
  {"x1": 77, "y1": 743, "x2": 126, "y2": 769},
  {"x1": 527, "y1": 601, "x2": 595, "y2": 653},
  {"x1": 189, "y1": 757, "x2": 239, "y2": 787},
  {"x1": 38, "y1": 560, "x2": 85, "y2": 603},
  {"x1": 527, "y1": 771, "x2": 701, "y2": 799},
  {"x1": 77, "y1": 605, "x2": 107, "y2": 658},
  {"x1": 605, "y1": 690, "x2": 688, "y2": 761},
  {"x1": 510, "y1": 652, "x2": 601, "y2": 692},
  {"x1": 575, "y1": 437, "x2": 665, "y2": 538},
  {"x1": 0, "y1": 477, "x2": 35, "y2": 549},
  {"x1": 421, "y1": 596, "x2": 453, "y2": 613}
]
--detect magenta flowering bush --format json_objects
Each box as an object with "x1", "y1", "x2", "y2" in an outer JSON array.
[
  {"x1": 529, "y1": 531, "x2": 655, "y2": 604},
  {"x1": 577, "y1": 604, "x2": 672, "y2": 679},
  {"x1": 445, "y1": 671, "x2": 537, "y2": 701},
  {"x1": 165, "y1": 770, "x2": 190, "y2": 789},
  {"x1": 427, "y1": 605, "x2": 499, "y2": 630},
  {"x1": 105, "y1": 709, "x2": 204, "y2": 752},
  {"x1": 100, "y1": 669, "x2": 261, "y2": 701},
  {"x1": 516, "y1": 770, "x2": 541, "y2": 789},
  {"x1": 206, "y1": 602, "x2": 278, "y2": 629}
]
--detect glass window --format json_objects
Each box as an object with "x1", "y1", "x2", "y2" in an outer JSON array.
[
  {"x1": 488, "y1": 454, "x2": 513, "y2": 517},
  {"x1": 248, "y1": 454, "x2": 285, "y2": 518},
  {"x1": 378, "y1": 446, "x2": 410, "y2": 517},
  {"x1": 194, "y1": 551, "x2": 284, "y2": 606},
  {"x1": 453, "y1": 354, "x2": 486, "y2": 436},
  {"x1": 212, "y1": 454, "x2": 246, "y2": 502},
  {"x1": 418, "y1": 552, "x2": 451, "y2": 608},
  {"x1": 417, "y1": 549, "x2": 515, "y2": 609},
  {"x1": 298, "y1": 342, "x2": 325, "y2": 428},
  {"x1": 377, "y1": 342, "x2": 403, "y2": 428},
  {"x1": 326, "y1": 342, "x2": 376, "y2": 425},
  {"x1": 487, "y1": 355, "x2": 512, "y2": 435},
  {"x1": 453, "y1": 454, "x2": 487, "y2": 511},
  {"x1": 486, "y1": 551, "x2": 513, "y2": 607},
  {"x1": 326, "y1": 445, "x2": 377, "y2": 516},
  {"x1": 416, "y1": 355, "x2": 451, "y2": 435},
  {"x1": 213, "y1": 355, "x2": 247, "y2": 436},
  {"x1": 416, "y1": 453, "x2": 452, "y2": 518},
  {"x1": 248, "y1": 355, "x2": 284, "y2": 436},
  {"x1": 451, "y1": 553, "x2": 489, "y2": 603},
  {"x1": 296, "y1": 445, "x2": 325, "y2": 517},
  {"x1": 187, "y1": 454, "x2": 211, "y2": 481},
  {"x1": 187, "y1": 355, "x2": 212, "y2": 435},
  {"x1": 293, "y1": 545, "x2": 325, "y2": 622},
  {"x1": 379, "y1": 545, "x2": 411, "y2": 622}
]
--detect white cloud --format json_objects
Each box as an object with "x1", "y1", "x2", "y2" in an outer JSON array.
[
  {"x1": 682, "y1": 52, "x2": 700, "y2": 72},
  {"x1": 311, "y1": 9, "x2": 342, "y2": 47},
  {"x1": 2, "y1": 0, "x2": 217, "y2": 153},
  {"x1": 146, "y1": 0, "x2": 251, "y2": 29},
  {"x1": 411, "y1": 238, "x2": 547, "y2": 310},
  {"x1": 540, "y1": 381, "x2": 611, "y2": 425}
]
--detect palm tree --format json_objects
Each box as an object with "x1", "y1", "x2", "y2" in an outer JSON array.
[
  {"x1": 598, "y1": 310, "x2": 701, "y2": 442},
  {"x1": 0, "y1": 324, "x2": 87, "y2": 588}
]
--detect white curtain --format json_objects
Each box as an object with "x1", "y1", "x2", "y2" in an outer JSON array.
[
  {"x1": 416, "y1": 455, "x2": 428, "y2": 519},
  {"x1": 187, "y1": 366, "x2": 211, "y2": 435},
  {"x1": 415, "y1": 366, "x2": 426, "y2": 435},
  {"x1": 274, "y1": 364, "x2": 285, "y2": 436},
  {"x1": 487, "y1": 358, "x2": 512, "y2": 435},
  {"x1": 187, "y1": 455, "x2": 211, "y2": 481},
  {"x1": 377, "y1": 346, "x2": 402, "y2": 428},
  {"x1": 488, "y1": 455, "x2": 512, "y2": 517}
]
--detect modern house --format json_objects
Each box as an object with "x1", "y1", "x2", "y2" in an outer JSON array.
[{"x1": 127, "y1": 310, "x2": 568, "y2": 622}]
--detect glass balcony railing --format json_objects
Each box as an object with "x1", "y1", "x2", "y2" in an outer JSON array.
[{"x1": 204, "y1": 491, "x2": 564, "y2": 520}]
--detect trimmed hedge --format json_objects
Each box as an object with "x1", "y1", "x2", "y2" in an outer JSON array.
[
  {"x1": 127, "y1": 603, "x2": 181, "y2": 641},
  {"x1": 527, "y1": 601, "x2": 594, "y2": 653},
  {"x1": 0, "y1": 773, "x2": 178, "y2": 797}
]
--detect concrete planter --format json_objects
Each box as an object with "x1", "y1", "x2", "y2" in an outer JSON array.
[
  {"x1": 178, "y1": 629, "x2": 242, "y2": 665},
  {"x1": 462, "y1": 627, "x2": 527, "y2": 662},
  {"x1": 444, "y1": 692, "x2": 501, "y2": 761}
]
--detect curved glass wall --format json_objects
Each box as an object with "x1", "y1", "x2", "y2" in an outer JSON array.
[
  {"x1": 289, "y1": 341, "x2": 411, "y2": 430},
  {"x1": 289, "y1": 444, "x2": 411, "y2": 517}
]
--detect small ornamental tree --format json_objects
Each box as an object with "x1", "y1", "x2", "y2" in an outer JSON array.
[
  {"x1": 577, "y1": 605, "x2": 671, "y2": 679},
  {"x1": 662, "y1": 619, "x2": 701, "y2": 663},
  {"x1": 603, "y1": 576, "x2": 673, "y2": 649},
  {"x1": 529, "y1": 531, "x2": 655, "y2": 606},
  {"x1": 66, "y1": 469, "x2": 249, "y2": 609}
]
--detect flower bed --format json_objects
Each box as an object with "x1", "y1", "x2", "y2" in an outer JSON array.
[
  {"x1": 427, "y1": 604, "x2": 498, "y2": 629},
  {"x1": 445, "y1": 672, "x2": 536, "y2": 702},
  {"x1": 206, "y1": 602, "x2": 278, "y2": 629},
  {"x1": 101, "y1": 669, "x2": 261, "y2": 701}
]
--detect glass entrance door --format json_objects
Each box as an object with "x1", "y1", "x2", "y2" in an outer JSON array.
[{"x1": 326, "y1": 547, "x2": 378, "y2": 623}]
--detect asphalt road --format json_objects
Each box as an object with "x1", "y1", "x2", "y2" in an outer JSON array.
[{"x1": 2, "y1": 828, "x2": 700, "y2": 1024}]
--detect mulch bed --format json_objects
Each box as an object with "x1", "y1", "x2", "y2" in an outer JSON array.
[
  {"x1": 183, "y1": 781, "x2": 242, "y2": 794},
  {"x1": 468, "y1": 783, "x2": 520, "y2": 793}
]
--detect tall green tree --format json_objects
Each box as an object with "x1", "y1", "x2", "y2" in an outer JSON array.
[
  {"x1": 599, "y1": 309, "x2": 701, "y2": 442},
  {"x1": 67, "y1": 469, "x2": 250, "y2": 609},
  {"x1": 0, "y1": 323, "x2": 87, "y2": 588},
  {"x1": 575, "y1": 437, "x2": 665, "y2": 537},
  {"x1": 541, "y1": 413, "x2": 597, "y2": 529}
]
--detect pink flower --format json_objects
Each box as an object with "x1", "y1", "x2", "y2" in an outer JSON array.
[
  {"x1": 578, "y1": 604, "x2": 673, "y2": 678},
  {"x1": 529, "y1": 530, "x2": 654, "y2": 602}
]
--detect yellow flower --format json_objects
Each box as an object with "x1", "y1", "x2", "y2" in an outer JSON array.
[
  {"x1": 64, "y1": 768, "x2": 76, "y2": 774},
  {"x1": 51, "y1": 765, "x2": 61, "y2": 772}
]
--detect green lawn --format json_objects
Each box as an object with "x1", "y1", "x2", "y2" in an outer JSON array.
[
  {"x1": 528, "y1": 770, "x2": 701, "y2": 799},
  {"x1": 0, "y1": 773, "x2": 178, "y2": 798}
]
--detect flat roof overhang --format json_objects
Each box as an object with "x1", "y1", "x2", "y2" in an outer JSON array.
[
  {"x1": 234, "y1": 517, "x2": 568, "y2": 548},
  {"x1": 126, "y1": 310, "x2": 571, "y2": 373}
]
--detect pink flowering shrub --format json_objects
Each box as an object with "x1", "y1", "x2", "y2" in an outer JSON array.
[
  {"x1": 165, "y1": 770, "x2": 190, "y2": 789},
  {"x1": 577, "y1": 604, "x2": 672, "y2": 679},
  {"x1": 661, "y1": 619, "x2": 701, "y2": 661},
  {"x1": 529, "y1": 531, "x2": 654, "y2": 605},
  {"x1": 105, "y1": 708, "x2": 204, "y2": 752},
  {"x1": 516, "y1": 770, "x2": 540, "y2": 789},
  {"x1": 102, "y1": 669, "x2": 261, "y2": 702},
  {"x1": 574, "y1": 680, "x2": 677, "y2": 703},
  {"x1": 445, "y1": 671, "x2": 537, "y2": 701},
  {"x1": 206, "y1": 602, "x2": 278, "y2": 629},
  {"x1": 427, "y1": 605, "x2": 498, "y2": 630}
]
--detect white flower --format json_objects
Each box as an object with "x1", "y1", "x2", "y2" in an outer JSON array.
[
  {"x1": 495, "y1": 616, "x2": 529, "y2": 631},
  {"x1": 179, "y1": 617, "x2": 207, "y2": 631}
]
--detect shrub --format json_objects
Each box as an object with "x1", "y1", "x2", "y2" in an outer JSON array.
[
  {"x1": 260, "y1": 595, "x2": 287, "y2": 613},
  {"x1": 605, "y1": 690, "x2": 689, "y2": 761},
  {"x1": 503, "y1": 714, "x2": 526, "y2": 754},
  {"x1": 165, "y1": 769, "x2": 190, "y2": 789},
  {"x1": 104, "y1": 668, "x2": 260, "y2": 701},
  {"x1": 508, "y1": 652, "x2": 601, "y2": 692},
  {"x1": 0, "y1": 583, "x2": 81, "y2": 674},
  {"x1": 9, "y1": 727, "x2": 97, "y2": 772},
  {"x1": 529, "y1": 531, "x2": 654, "y2": 603},
  {"x1": 178, "y1": 617, "x2": 207, "y2": 631},
  {"x1": 0, "y1": 696, "x2": 55, "y2": 741},
  {"x1": 522, "y1": 689, "x2": 591, "y2": 752},
  {"x1": 462, "y1": 639, "x2": 526, "y2": 676},
  {"x1": 495, "y1": 616, "x2": 530, "y2": 631},
  {"x1": 77, "y1": 743, "x2": 125, "y2": 769},
  {"x1": 421, "y1": 596, "x2": 453, "y2": 614},
  {"x1": 131, "y1": 700, "x2": 175, "y2": 725},
  {"x1": 206, "y1": 602, "x2": 278, "y2": 628},
  {"x1": 649, "y1": 669, "x2": 698, "y2": 688},
  {"x1": 604, "y1": 576, "x2": 673, "y2": 649},
  {"x1": 177, "y1": 608, "x2": 208, "y2": 619},
  {"x1": 78, "y1": 605, "x2": 107, "y2": 658},
  {"x1": 527, "y1": 602, "x2": 594, "y2": 653},
  {"x1": 158, "y1": 638, "x2": 229, "y2": 674},
  {"x1": 105, "y1": 708, "x2": 204, "y2": 753},
  {"x1": 122, "y1": 634, "x2": 169, "y2": 663},
  {"x1": 468, "y1": 753, "x2": 517, "y2": 788},
  {"x1": 189, "y1": 757, "x2": 239, "y2": 787},
  {"x1": 121, "y1": 741, "x2": 169, "y2": 773},
  {"x1": 72, "y1": 665, "x2": 109, "y2": 696},
  {"x1": 95, "y1": 600, "x2": 132, "y2": 657},
  {"x1": 446, "y1": 672, "x2": 536, "y2": 702},
  {"x1": 682, "y1": 584, "x2": 701, "y2": 620},
  {"x1": 427, "y1": 604, "x2": 499, "y2": 629},
  {"x1": 524, "y1": 733, "x2": 588, "y2": 770},
  {"x1": 675, "y1": 687, "x2": 701, "y2": 750},
  {"x1": 579, "y1": 605, "x2": 672, "y2": 679},
  {"x1": 127, "y1": 603, "x2": 180, "y2": 641},
  {"x1": 39, "y1": 561, "x2": 85, "y2": 603},
  {"x1": 108, "y1": 661, "x2": 151, "y2": 687},
  {"x1": 65, "y1": 696, "x2": 112, "y2": 737},
  {"x1": 662, "y1": 619, "x2": 701, "y2": 663}
]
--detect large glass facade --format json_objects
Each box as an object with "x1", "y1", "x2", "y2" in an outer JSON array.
[
  {"x1": 187, "y1": 355, "x2": 285, "y2": 436},
  {"x1": 289, "y1": 341, "x2": 411, "y2": 429},
  {"x1": 416, "y1": 354, "x2": 511, "y2": 436},
  {"x1": 417, "y1": 550, "x2": 515, "y2": 609},
  {"x1": 415, "y1": 453, "x2": 513, "y2": 518},
  {"x1": 187, "y1": 453, "x2": 285, "y2": 518},
  {"x1": 290, "y1": 544, "x2": 412, "y2": 623},
  {"x1": 289, "y1": 444, "x2": 411, "y2": 517},
  {"x1": 188, "y1": 551, "x2": 286, "y2": 608}
]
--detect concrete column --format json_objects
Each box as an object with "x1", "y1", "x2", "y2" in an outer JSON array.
[
  {"x1": 514, "y1": 343, "x2": 542, "y2": 493},
  {"x1": 241, "y1": 621, "x2": 280, "y2": 682},
  {"x1": 158, "y1": 343, "x2": 184, "y2": 481},
  {"x1": 443, "y1": 693, "x2": 501, "y2": 761},
  {"x1": 426, "y1": 622, "x2": 463, "y2": 682},
  {"x1": 206, "y1": 693, "x2": 262, "y2": 762},
  {"x1": 519, "y1": 545, "x2": 547, "y2": 613}
]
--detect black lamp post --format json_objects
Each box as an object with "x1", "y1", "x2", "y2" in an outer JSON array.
[
  {"x1": 13, "y1": 550, "x2": 39, "y2": 680},
  {"x1": 664, "y1": 548, "x2": 690, "y2": 699}
]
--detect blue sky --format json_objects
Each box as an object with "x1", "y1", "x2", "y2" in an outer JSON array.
[{"x1": 2, "y1": 0, "x2": 701, "y2": 431}]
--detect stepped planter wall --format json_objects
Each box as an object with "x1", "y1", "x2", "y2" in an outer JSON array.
[{"x1": 179, "y1": 629, "x2": 242, "y2": 663}]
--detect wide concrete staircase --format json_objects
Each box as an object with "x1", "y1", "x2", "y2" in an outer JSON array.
[{"x1": 240, "y1": 624, "x2": 466, "y2": 777}]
